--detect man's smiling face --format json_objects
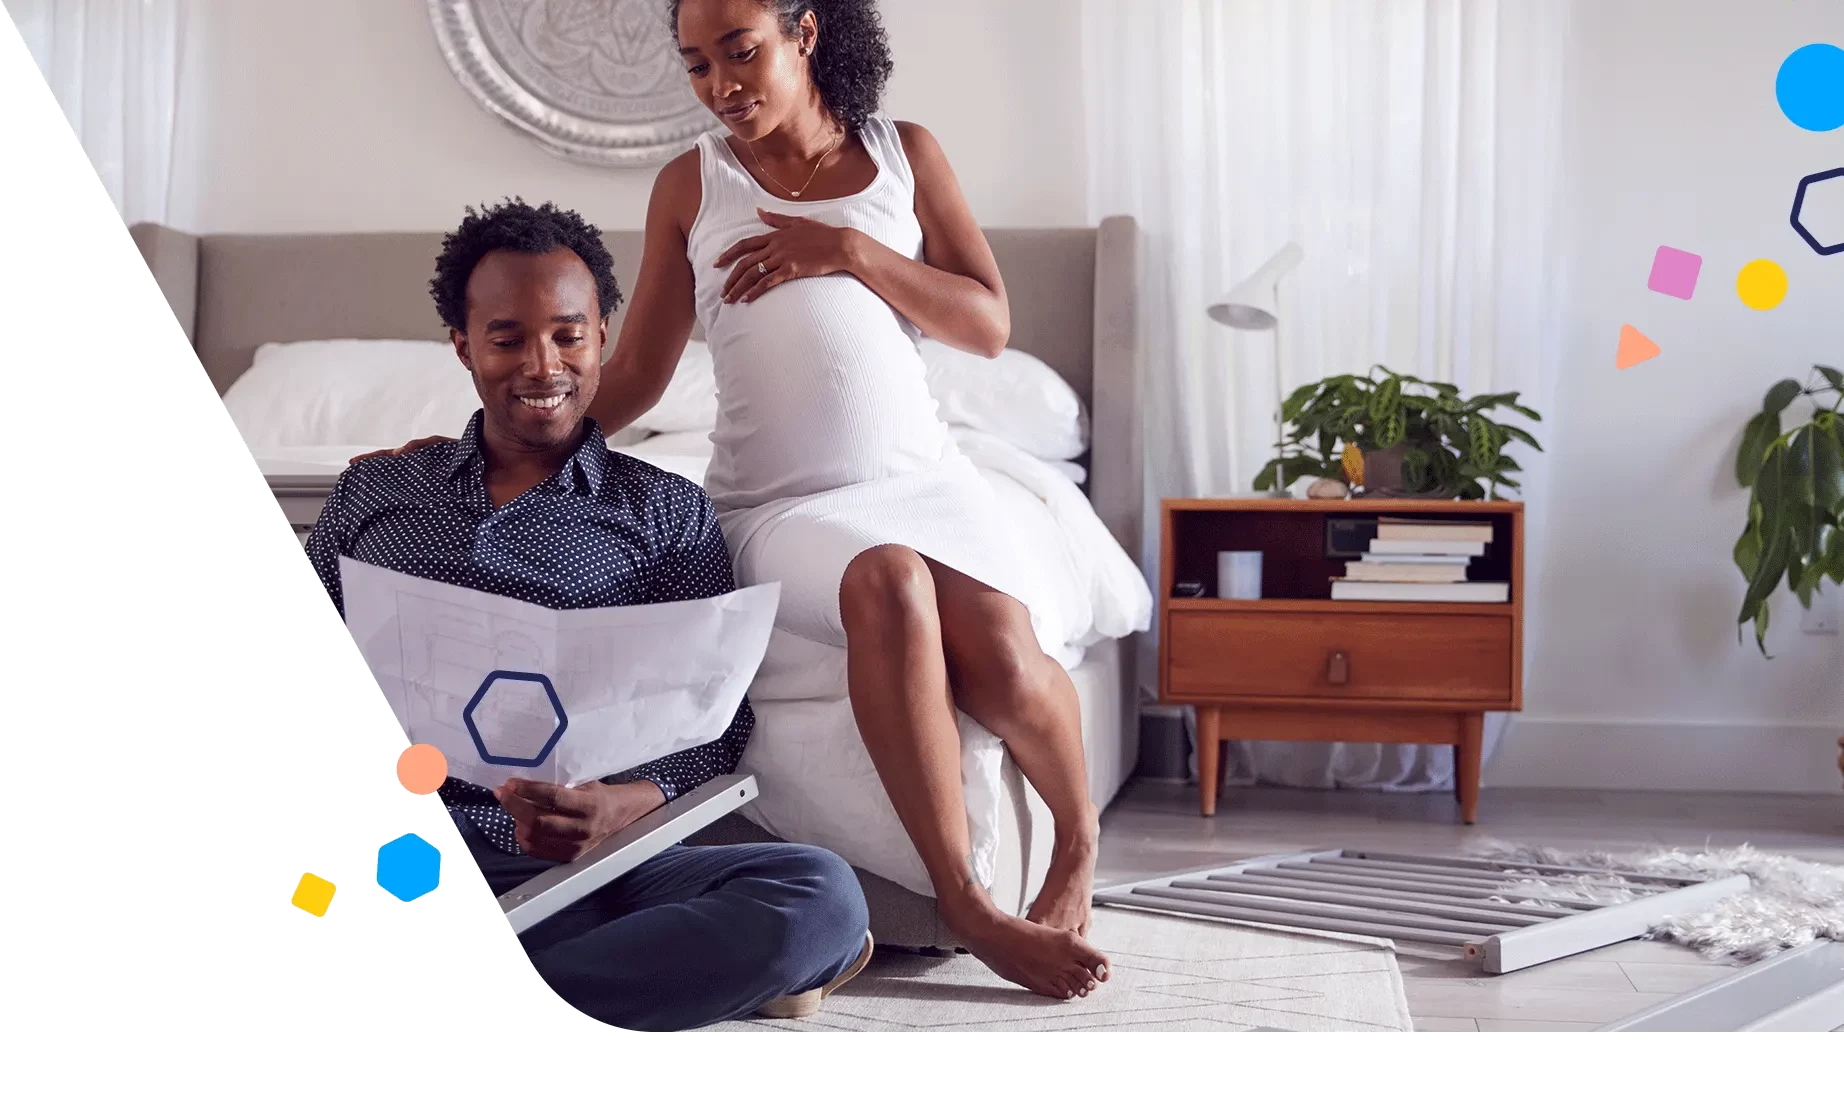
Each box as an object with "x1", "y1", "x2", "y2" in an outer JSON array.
[{"x1": 454, "y1": 247, "x2": 606, "y2": 452}]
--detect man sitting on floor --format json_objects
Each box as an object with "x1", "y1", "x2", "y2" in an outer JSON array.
[{"x1": 305, "y1": 199, "x2": 871, "y2": 1031}]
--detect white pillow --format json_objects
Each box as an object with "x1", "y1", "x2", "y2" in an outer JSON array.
[
  {"x1": 224, "y1": 336, "x2": 1090, "y2": 463},
  {"x1": 917, "y1": 338, "x2": 1089, "y2": 461},
  {"x1": 632, "y1": 340, "x2": 1092, "y2": 462},
  {"x1": 630, "y1": 341, "x2": 717, "y2": 433},
  {"x1": 629, "y1": 429, "x2": 715, "y2": 458},
  {"x1": 222, "y1": 339, "x2": 478, "y2": 449},
  {"x1": 223, "y1": 338, "x2": 720, "y2": 448}
]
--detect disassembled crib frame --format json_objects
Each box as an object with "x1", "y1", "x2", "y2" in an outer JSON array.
[{"x1": 1093, "y1": 848, "x2": 1750, "y2": 974}]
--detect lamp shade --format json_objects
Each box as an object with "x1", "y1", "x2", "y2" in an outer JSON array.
[{"x1": 1207, "y1": 241, "x2": 1305, "y2": 331}]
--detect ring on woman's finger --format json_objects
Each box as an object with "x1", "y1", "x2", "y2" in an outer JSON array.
[{"x1": 757, "y1": 261, "x2": 768, "y2": 275}]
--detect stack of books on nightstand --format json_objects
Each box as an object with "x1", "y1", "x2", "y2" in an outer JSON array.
[{"x1": 1332, "y1": 517, "x2": 1509, "y2": 602}]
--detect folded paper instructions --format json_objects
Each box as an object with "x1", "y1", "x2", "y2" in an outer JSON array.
[{"x1": 340, "y1": 557, "x2": 779, "y2": 791}]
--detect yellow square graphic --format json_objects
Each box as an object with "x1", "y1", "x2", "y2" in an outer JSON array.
[{"x1": 292, "y1": 873, "x2": 336, "y2": 917}]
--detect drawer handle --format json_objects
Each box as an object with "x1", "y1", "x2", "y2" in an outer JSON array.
[{"x1": 1327, "y1": 651, "x2": 1349, "y2": 685}]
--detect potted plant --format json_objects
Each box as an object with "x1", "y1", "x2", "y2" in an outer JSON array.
[
  {"x1": 1732, "y1": 365, "x2": 1843, "y2": 654},
  {"x1": 1255, "y1": 365, "x2": 1542, "y2": 500}
]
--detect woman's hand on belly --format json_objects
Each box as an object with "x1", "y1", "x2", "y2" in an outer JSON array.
[{"x1": 716, "y1": 209, "x2": 865, "y2": 305}]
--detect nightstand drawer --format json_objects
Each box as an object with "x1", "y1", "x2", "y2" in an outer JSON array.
[{"x1": 1167, "y1": 611, "x2": 1513, "y2": 703}]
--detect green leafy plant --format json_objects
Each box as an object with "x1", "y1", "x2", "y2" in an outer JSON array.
[
  {"x1": 1732, "y1": 365, "x2": 1844, "y2": 654},
  {"x1": 1255, "y1": 365, "x2": 1543, "y2": 499}
]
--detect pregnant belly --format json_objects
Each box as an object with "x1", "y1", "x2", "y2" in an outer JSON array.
[{"x1": 705, "y1": 276, "x2": 952, "y2": 501}]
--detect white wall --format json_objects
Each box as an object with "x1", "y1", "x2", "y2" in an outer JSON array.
[
  {"x1": 169, "y1": 0, "x2": 1087, "y2": 233},
  {"x1": 1492, "y1": 0, "x2": 1844, "y2": 793}
]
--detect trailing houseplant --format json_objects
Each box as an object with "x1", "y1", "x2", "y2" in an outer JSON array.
[
  {"x1": 1732, "y1": 365, "x2": 1843, "y2": 654},
  {"x1": 1255, "y1": 364, "x2": 1543, "y2": 500}
]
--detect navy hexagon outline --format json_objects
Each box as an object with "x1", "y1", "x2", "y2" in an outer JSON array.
[
  {"x1": 1790, "y1": 167, "x2": 1844, "y2": 257},
  {"x1": 462, "y1": 669, "x2": 569, "y2": 767}
]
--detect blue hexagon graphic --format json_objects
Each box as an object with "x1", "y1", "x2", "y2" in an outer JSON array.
[
  {"x1": 462, "y1": 670, "x2": 569, "y2": 768},
  {"x1": 1790, "y1": 167, "x2": 1844, "y2": 257},
  {"x1": 376, "y1": 833, "x2": 441, "y2": 902}
]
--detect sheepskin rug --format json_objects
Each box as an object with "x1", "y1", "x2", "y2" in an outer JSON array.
[{"x1": 1468, "y1": 840, "x2": 1844, "y2": 963}]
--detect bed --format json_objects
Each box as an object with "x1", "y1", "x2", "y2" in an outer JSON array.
[{"x1": 129, "y1": 217, "x2": 1146, "y2": 949}]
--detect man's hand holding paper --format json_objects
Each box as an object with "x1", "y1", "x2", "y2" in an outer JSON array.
[{"x1": 493, "y1": 778, "x2": 665, "y2": 862}]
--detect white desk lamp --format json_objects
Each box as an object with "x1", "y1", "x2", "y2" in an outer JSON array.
[{"x1": 1207, "y1": 242, "x2": 1305, "y2": 496}]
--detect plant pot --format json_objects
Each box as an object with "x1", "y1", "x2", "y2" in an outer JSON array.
[
  {"x1": 1359, "y1": 444, "x2": 1452, "y2": 499},
  {"x1": 1358, "y1": 445, "x2": 1410, "y2": 498}
]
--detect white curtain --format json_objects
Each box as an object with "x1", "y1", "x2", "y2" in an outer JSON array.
[
  {"x1": 6, "y1": 0, "x2": 189, "y2": 224},
  {"x1": 1084, "y1": 0, "x2": 1570, "y2": 790}
]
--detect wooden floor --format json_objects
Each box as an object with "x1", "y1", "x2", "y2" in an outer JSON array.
[{"x1": 1095, "y1": 781, "x2": 1844, "y2": 1031}]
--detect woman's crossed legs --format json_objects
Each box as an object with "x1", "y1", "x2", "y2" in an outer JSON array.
[{"x1": 838, "y1": 544, "x2": 1108, "y2": 1000}]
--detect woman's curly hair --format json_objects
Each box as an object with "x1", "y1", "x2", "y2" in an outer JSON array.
[
  {"x1": 429, "y1": 199, "x2": 623, "y2": 333},
  {"x1": 669, "y1": 0, "x2": 894, "y2": 134}
]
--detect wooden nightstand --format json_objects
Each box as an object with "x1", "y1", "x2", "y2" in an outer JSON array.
[{"x1": 1158, "y1": 498, "x2": 1524, "y2": 823}]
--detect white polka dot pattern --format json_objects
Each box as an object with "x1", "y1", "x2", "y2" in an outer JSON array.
[{"x1": 305, "y1": 412, "x2": 753, "y2": 854}]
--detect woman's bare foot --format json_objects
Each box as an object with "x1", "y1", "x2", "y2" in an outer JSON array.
[
  {"x1": 941, "y1": 889, "x2": 1110, "y2": 1000},
  {"x1": 1026, "y1": 807, "x2": 1100, "y2": 937}
]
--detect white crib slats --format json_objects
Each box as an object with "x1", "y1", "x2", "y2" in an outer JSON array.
[{"x1": 1094, "y1": 848, "x2": 1750, "y2": 975}]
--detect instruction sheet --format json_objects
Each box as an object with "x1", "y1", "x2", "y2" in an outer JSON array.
[{"x1": 341, "y1": 556, "x2": 779, "y2": 791}]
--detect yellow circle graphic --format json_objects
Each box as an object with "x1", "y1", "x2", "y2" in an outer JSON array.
[{"x1": 1736, "y1": 259, "x2": 1788, "y2": 310}]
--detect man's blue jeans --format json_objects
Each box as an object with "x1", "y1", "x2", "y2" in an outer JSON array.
[{"x1": 461, "y1": 821, "x2": 870, "y2": 1031}]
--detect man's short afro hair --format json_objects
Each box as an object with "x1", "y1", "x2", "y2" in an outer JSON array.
[{"x1": 429, "y1": 199, "x2": 624, "y2": 332}]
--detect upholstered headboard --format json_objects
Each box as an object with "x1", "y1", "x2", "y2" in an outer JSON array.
[{"x1": 128, "y1": 219, "x2": 1142, "y2": 563}]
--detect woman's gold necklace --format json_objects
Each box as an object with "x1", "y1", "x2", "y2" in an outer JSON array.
[{"x1": 748, "y1": 120, "x2": 845, "y2": 199}]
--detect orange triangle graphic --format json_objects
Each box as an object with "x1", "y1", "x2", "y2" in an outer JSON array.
[{"x1": 1616, "y1": 324, "x2": 1661, "y2": 370}]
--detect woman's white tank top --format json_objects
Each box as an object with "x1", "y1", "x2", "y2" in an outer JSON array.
[{"x1": 686, "y1": 114, "x2": 954, "y2": 512}]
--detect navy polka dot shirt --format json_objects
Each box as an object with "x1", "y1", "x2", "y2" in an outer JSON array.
[{"x1": 306, "y1": 412, "x2": 752, "y2": 855}]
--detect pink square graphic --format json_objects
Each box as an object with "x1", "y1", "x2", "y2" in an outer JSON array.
[{"x1": 1647, "y1": 246, "x2": 1702, "y2": 300}]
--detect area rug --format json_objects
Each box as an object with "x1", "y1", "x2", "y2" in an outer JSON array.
[
  {"x1": 705, "y1": 907, "x2": 1412, "y2": 1032},
  {"x1": 1471, "y1": 840, "x2": 1844, "y2": 963}
]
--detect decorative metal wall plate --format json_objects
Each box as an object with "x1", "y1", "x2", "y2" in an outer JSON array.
[{"x1": 428, "y1": 0, "x2": 716, "y2": 168}]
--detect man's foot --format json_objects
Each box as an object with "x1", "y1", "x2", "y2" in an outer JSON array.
[
  {"x1": 942, "y1": 892, "x2": 1110, "y2": 1000},
  {"x1": 1026, "y1": 807, "x2": 1100, "y2": 937},
  {"x1": 756, "y1": 930, "x2": 875, "y2": 1020}
]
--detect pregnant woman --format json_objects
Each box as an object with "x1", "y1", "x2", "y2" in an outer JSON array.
[{"x1": 388, "y1": 0, "x2": 1108, "y2": 999}]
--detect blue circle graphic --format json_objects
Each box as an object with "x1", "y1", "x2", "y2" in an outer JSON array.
[{"x1": 1777, "y1": 44, "x2": 1844, "y2": 132}]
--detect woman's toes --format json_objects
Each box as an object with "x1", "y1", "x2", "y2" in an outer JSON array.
[{"x1": 1074, "y1": 941, "x2": 1109, "y2": 975}]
